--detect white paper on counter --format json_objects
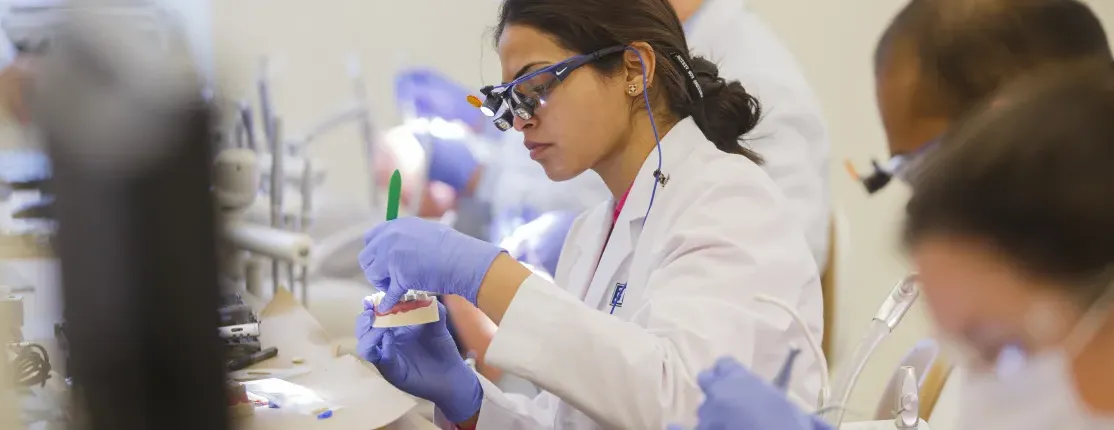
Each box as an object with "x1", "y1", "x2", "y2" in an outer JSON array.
[{"x1": 234, "y1": 289, "x2": 419, "y2": 430}]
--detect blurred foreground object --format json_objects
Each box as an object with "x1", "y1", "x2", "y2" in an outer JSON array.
[{"x1": 29, "y1": 1, "x2": 225, "y2": 428}]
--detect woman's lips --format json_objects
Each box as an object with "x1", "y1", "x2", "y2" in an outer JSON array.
[{"x1": 524, "y1": 141, "x2": 554, "y2": 160}]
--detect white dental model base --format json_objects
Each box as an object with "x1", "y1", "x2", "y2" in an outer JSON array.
[{"x1": 367, "y1": 291, "x2": 440, "y2": 328}]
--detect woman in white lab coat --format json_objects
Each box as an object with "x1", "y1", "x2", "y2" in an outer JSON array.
[{"x1": 353, "y1": 0, "x2": 824, "y2": 428}]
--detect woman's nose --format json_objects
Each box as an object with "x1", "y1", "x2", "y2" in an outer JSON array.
[{"x1": 513, "y1": 113, "x2": 537, "y2": 132}]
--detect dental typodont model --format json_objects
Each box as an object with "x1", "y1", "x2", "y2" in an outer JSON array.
[{"x1": 368, "y1": 290, "x2": 440, "y2": 328}]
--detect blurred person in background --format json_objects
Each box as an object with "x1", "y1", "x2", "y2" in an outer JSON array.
[
  {"x1": 672, "y1": 65, "x2": 1114, "y2": 430},
  {"x1": 674, "y1": 0, "x2": 830, "y2": 271},
  {"x1": 853, "y1": 0, "x2": 1112, "y2": 193},
  {"x1": 671, "y1": 0, "x2": 1114, "y2": 427}
]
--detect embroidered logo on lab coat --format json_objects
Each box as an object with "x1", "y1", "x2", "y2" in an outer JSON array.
[{"x1": 609, "y1": 283, "x2": 628, "y2": 313}]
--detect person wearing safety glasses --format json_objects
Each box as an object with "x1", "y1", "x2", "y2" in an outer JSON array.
[
  {"x1": 672, "y1": 65, "x2": 1114, "y2": 430},
  {"x1": 391, "y1": 0, "x2": 831, "y2": 277},
  {"x1": 353, "y1": 0, "x2": 826, "y2": 428},
  {"x1": 673, "y1": 0, "x2": 1114, "y2": 429},
  {"x1": 848, "y1": 0, "x2": 1113, "y2": 194}
]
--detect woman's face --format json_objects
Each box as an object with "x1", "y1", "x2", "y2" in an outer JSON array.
[
  {"x1": 497, "y1": 25, "x2": 632, "y2": 181},
  {"x1": 912, "y1": 234, "x2": 1080, "y2": 366}
]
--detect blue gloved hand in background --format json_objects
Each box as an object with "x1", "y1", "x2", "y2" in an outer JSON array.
[
  {"x1": 424, "y1": 135, "x2": 480, "y2": 193},
  {"x1": 499, "y1": 210, "x2": 578, "y2": 277},
  {"x1": 395, "y1": 68, "x2": 485, "y2": 131},
  {"x1": 668, "y1": 357, "x2": 833, "y2": 430},
  {"x1": 488, "y1": 205, "x2": 541, "y2": 244},
  {"x1": 359, "y1": 217, "x2": 504, "y2": 311},
  {"x1": 394, "y1": 69, "x2": 486, "y2": 193},
  {"x1": 356, "y1": 300, "x2": 483, "y2": 423}
]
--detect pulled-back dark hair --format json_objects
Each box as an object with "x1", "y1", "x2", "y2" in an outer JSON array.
[
  {"x1": 877, "y1": 0, "x2": 1112, "y2": 118},
  {"x1": 904, "y1": 68, "x2": 1114, "y2": 299},
  {"x1": 495, "y1": 0, "x2": 763, "y2": 163}
]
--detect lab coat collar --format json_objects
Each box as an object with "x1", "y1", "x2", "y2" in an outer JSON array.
[
  {"x1": 684, "y1": 0, "x2": 745, "y2": 48},
  {"x1": 616, "y1": 117, "x2": 702, "y2": 226},
  {"x1": 576, "y1": 117, "x2": 703, "y2": 308},
  {"x1": 569, "y1": 117, "x2": 704, "y2": 253}
]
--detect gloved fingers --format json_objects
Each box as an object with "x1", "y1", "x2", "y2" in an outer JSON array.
[
  {"x1": 369, "y1": 335, "x2": 403, "y2": 382},
  {"x1": 361, "y1": 235, "x2": 396, "y2": 290},
  {"x1": 379, "y1": 330, "x2": 397, "y2": 360},
  {"x1": 358, "y1": 327, "x2": 391, "y2": 362},
  {"x1": 363, "y1": 220, "x2": 397, "y2": 246},
  {"x1": 376, "y1": 268, "x2": 410, "y2": 313},
  {"x1": 355, "y1": 307, "x2": 377, "y2": 339},
  {"x1": 427, "y1": 303, "x2": 459, "y2": 350},
  {"x1": 665, "y1": 425, "x2": 687, "y2": 430},
  {"x1": 703, "y1": 357, "x2": 751, "y2": 385},
  {"x1": 713, "y1": 356, "x2": 747, "y2": 374},
  {"x1": 375, "y1": 331, "x2": 411, "y2": 380},
  {"x1": 361, "y1": 344, "x2": 382, "y2": 362},
  {"x1": 364, "y1": 271, "x2": 392, "y2": 293},
  {"x1": 390, "y1": 323, "x2": 424, "y2": 342},
  {"x1": 358, "y1": 242, "x2": 376, "y2": 272},
  {"x1": 697, "y1": 358, "x2": 734, "y2": 390},
  {"x1": 808, "y1": 413, "x2": 836, "y2": 430},
  {"x1": 433, "y1": 301, "x2": 449, "y2": 327}
]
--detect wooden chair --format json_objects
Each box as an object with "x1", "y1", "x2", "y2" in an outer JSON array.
[
  {"x1": 821, "y1": 216, "x2": 838, "y2": 360},
  {"x1": 927, "y1": 366, "x2": 965, "y2": 430},
  {"x1": 919, "y1": 355, "x2": 953, "y2": 420}
]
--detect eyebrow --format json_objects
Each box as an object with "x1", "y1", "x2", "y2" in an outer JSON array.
[{"x1": 511, "y1": 61, "x2": 550, "y2": 81}]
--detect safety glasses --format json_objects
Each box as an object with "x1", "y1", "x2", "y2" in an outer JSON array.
[
  {"x1": 845, "y1": 138, "x2": 940, "y2": 194},
  {"x1": 471, "y1": 46, "x2": 627, "y2": 132}
]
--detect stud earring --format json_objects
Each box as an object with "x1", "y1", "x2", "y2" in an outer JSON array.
[{"x1": 627, "y1": 84, "x2": 638, "y2": 96}]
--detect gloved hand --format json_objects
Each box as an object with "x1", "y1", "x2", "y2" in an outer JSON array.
[
  {"x1": 425, "y1": 135, "x2": 480, "y2": 193},
  {"x1": 356, "y1": 300, "x2": 483, "y2": 423},
  {"x1": 395, "y1": 68, "x2": 485, "y2": 131},
  {"x1": 359, "y1": 217, "x2": 504, "y2": 311},
  {"x1": 499, "y1": 210, "x2": 578, "y2": 276},
  {"x1": 668, "y1": 357, "x2": 832, "y2": 430}
]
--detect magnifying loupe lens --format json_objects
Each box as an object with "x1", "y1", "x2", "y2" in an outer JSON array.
[
  {"x1": 481, "y1": 96, "x2": 503, "y2": 117},
  {"x1": 494, "y1": 110, "x2": 514, "y2": 131}
]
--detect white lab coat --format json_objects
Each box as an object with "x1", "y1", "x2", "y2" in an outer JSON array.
[
  {"x1": 686, "y1": 0, "x2": 832, "y2": 270},
  {"x1": 471, "y1": 118, "x2": 825, "y2": 429}
]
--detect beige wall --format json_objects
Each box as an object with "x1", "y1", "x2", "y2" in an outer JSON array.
[
  {"x1": 211, "y1": 0, "x2": 1114, "y2": 419},
  {"x1": 212, "y1": 0, "x2": 503, "y2": 206}
]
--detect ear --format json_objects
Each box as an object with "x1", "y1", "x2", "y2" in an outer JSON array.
[{"x1": 620, "y1": 41, "x2": 656, "y2": 97}]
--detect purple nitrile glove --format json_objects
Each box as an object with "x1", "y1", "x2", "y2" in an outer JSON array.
[
  {"x1": 355, "y1": 300, "x2": 483, "y2": 423},
  {"x1": 668, "y1": 357, "x2": 833, "y2": 430},
  {"x1": 358, "y1": 217, "x2": 504, "y2": 311},
  {"x1": 394, "y1": 68, "x2": 485, "y2": 129},
  {"x1": 425, "y1": 135, "x2": 480, "y2": 193}
]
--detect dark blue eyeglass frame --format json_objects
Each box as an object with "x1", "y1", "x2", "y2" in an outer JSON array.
[{"x1": 477, "y1": 45, "x2": 626, "y2": 132}]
